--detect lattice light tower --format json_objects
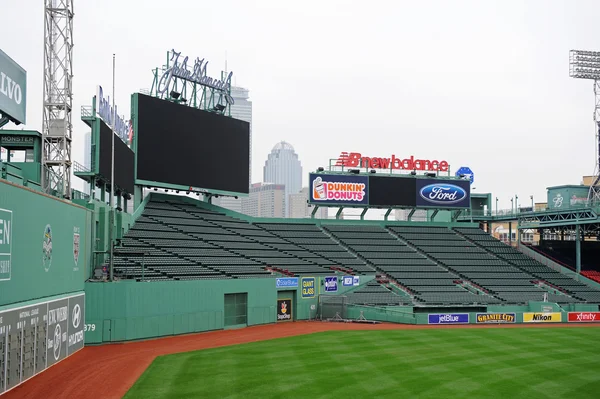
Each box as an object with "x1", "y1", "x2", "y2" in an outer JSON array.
[
  {"x1": 569, "y1": 49, "x2": 600, "y2": 205},
  {"x1": 42, "y1": 0, "x2": 74, "y2": 199}
]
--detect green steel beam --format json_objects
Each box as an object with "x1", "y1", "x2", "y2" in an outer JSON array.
[
  {"x1": 576, "y1": 224, "x2": 581, "y2": 274},
  {"x1": 360, "y1": 208, "x2": 368, "y2": 220},
  {"x1": 384, "y1": 208, "x2": 392, "y2": 221},
  {"x1": 336, "y1": 207, "x2": 344, "y2": 220}
]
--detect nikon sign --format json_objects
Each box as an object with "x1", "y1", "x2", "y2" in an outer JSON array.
[{"x1": 0, "y1": 49, "x2": 27, "y2": 125}]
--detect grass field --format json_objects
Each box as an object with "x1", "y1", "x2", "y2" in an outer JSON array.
[{"x1": 124, "y1": 327, "x2": 600, "y2": 398}]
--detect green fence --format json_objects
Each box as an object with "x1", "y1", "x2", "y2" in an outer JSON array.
[{"x1": 0, "y1": 180, "x2": 91, "y2": 306}]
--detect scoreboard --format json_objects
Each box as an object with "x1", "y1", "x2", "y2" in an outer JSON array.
[{"x1": 0, "y1": 293, "x2": 84, "y2": 394}]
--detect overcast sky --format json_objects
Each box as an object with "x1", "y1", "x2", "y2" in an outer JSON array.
[{"x1": 1, "y1": 0, "x2": 598, "y2": 211}]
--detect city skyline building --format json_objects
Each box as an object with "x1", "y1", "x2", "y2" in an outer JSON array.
[
  {"x1": 241, "y1": 182, "x2": 285, "y2": 218},
  {"x1": 289, "y1": 187, "x2": 328, "y2": 219},
  {"x1": 263, "y1": 141, "x2": 303, "y2": 218}
]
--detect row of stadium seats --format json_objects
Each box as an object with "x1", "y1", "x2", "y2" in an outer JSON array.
[{"x1": 109, "y1": 196, "x2": 600, "y2": 306}]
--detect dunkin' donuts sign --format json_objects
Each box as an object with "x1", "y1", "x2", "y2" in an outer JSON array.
[{"x1": 310, "y1": 173, "x2": 369, "y2": 206}]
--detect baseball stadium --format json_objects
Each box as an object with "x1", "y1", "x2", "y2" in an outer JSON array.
[{"x1": 2, "y1": 3, "x2": 600, "y2": 399}]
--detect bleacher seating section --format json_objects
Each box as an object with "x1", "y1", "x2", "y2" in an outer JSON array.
[
  {"x1": 537, "y1": 240, "x2": 600, "y2": 272},
  {"x1": 111, "y1": 195, "x2": 600, "y2": 306}
]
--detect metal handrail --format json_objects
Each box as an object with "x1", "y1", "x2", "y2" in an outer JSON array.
[{"x1": 81, "y1": 105, "x2": 93, "y2": 118}]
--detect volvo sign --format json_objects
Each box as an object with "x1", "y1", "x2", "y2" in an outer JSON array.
[{"x1": 0, "y1": 49, "x2": 27, "y2": 125}]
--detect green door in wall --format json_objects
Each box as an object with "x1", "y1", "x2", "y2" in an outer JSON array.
[{"x1": 224, "y1": 293, "x2": 248, "y2": 328}]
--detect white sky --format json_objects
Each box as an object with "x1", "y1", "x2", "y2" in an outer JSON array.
[{"x1": 1, "y1": 0, "x2": 598, "y2": 212}]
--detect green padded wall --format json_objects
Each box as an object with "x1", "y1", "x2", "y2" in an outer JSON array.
[
  {"x1": 0, "y1": 180, "x2": 91, "y2": 306},
  {"x1": 84, "y1": 278, "x2": 277, "y2": 343}
]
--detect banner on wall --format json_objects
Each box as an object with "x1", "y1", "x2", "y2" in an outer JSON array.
[
  {"x1": 476, "y1": 313, "x2": 515, "y2": 324},
  {"x1": 523, "y1": 312, "x2": 562, "y2": 323},
  {"x1": 428, "y1": 313, "x2": 469, "y2": 324},
  {"x1": 277, "y1": 299, "x2": 292, "y2": 321},
  {"x1": 301, "y1": 277, "x2": 316, "y2": 299}
]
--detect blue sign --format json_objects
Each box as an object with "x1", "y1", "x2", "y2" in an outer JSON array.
[
  {"x1": 456, "y1": 166, "x2": 474, "y2": 185},
  {"x1": 416, "y1": 179, "x2": 470, "y2": 209},
  {"x1": 309, "y1": 173, "x2": 369, "y2": 206},
  {"x1": 324, "y1": 276, "x2": 338, "y2": 292},
  {"x1": 428, "y1": 313, "x2": 470, "y2": 324},
  {"x1": 276, "y1": 277, "x2": 298, "y2": 288},
  {"x1": 343, "y1": 276, "x2": 360, "y2": 286}
]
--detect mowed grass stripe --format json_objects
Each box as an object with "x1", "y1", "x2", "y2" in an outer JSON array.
[{"x1": 124, "y1": 327, "x2": 600, "y2": 399}]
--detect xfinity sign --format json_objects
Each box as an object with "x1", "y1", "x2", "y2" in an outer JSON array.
[
  {"x1": 0, "y1": 49, "x2": 27, "y2": 125},
  {"x1": 97, "y1": 85, "x2": 129, "y2": 143}
]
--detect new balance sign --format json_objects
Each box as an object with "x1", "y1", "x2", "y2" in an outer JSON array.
[{"x1": 336, "y1": 152, "x2": 449, "y2": 172}]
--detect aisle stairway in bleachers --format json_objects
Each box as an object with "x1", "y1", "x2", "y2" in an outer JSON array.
[
  {"x1": 256, "y1": 223, "x2": 375, "y2": 274},
  {"x1": 388, "y1": 226, "x2": 583, "y2": 305},
  {"x1": 454, "y1": 227, "x2": 600, "y2": 304},
  {"x1": 324, "y1": 225, "x2": 501, "y2": 305}
]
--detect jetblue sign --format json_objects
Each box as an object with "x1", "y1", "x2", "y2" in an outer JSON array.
[
  {"x1": 157, "y1": 49, "x2": 234, "y2": 105},
  {"x1": 276, "y1": 277, "x2": 298, "y2": 288},
  {"x1": 428, "y1": 313, "x2": 469, "y2": 324},
  {"x1": 416, "y1": 179, "x2": 470, "y2": 209},
  {"x1": 97, "y1": 86, "x2": 129, "y2": 143}
]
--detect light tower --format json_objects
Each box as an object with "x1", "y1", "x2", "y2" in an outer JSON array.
[
  {"x1": 569, "y1": 49, "x2": 600, "y2": 204},
  {"x1": 42, "y1": 0, "x2": 74, "y2": 199}
]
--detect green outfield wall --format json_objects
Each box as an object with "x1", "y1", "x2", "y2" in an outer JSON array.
[
  {"x1": 84, "y1": 274, "x2": 376, "y2": 343},
  {"x1": 0, "y1": 179, "x2": 91, "y2": 306}
]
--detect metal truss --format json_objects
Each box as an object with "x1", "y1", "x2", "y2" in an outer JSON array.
[
  {"x1": 518, "y1": 208, "x2": 598, "y2": 229},
  {"x1": 42, "y1": 0, "x2": 74, "y2": 199}
]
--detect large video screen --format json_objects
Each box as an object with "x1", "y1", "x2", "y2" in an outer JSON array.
[
  {"x1": 135, "y1": 93, "x2": 250, "y2": 194},
  {"x1": 369, "y1": 175, "x2": 416, "y2": 207},
  {"x1": 99, "y1": 119, "x2": 135, "y2": 194}
]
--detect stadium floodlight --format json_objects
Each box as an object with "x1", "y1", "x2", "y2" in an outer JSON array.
[
  {"x1": 569, "y1": 49, "x2": 600, "y2": 204},
  {"x1": 569, "y1": 50, "x2": 600, "y2": 80}
]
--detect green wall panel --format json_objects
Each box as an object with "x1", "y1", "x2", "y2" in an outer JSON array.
[
  {"x1": 0, "y1": 180, "x2": 90, "y2": 306},
  {"x1": 85, "y1": 278, "x2": 278, "y2": 343}
]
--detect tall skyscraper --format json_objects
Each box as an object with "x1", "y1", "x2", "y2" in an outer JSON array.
[
  {"x1": 263, "y1": 141, "x2": 302, "y2": 217},
  {"x1": 241, "y1": 183, "x2": 285, "y2": 218},
  {"x1": 213, "y1": 85, "x2": 252, "y2": 213}
]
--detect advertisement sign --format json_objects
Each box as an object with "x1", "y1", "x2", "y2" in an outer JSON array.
[
  {"x1": 324, "y1": 276, "x2": 338, "y2": 292},
  {"x1": 97, "y1": 85, "x2": 130, "y2": 143},
  {"x1": 523, "y1": 312, "x2": 562, "y2": 323},
  {"x1": 156, "y1": 49, "x2": 234, "y2": 105},
  {"x1": 476, "y1": 313, "x2": 516, "y2": 324},
  {"x1": 335, "y1": 152, "x2": 449, "y2": 172},
  {"x1": 0, "y1": 207, "x2": 12, "y2": 281},
  {"x1": 567, "y1": 312, "x2": 600, "y2": 322},
  {"x1": 428, "y1": 313, "x2": 469, "y2": 324},
  {"x1": 309, "y1": 173, "x2": 368, "y2": 206},
  {"x1": 416, "y1": 179, "x2": 471, "y2": 209},
  {"x1": 277, "y1": 299, "x2": 292, "y2": 321},
  {"x1": 276, "y1": 277, "x2": 299, "y2": 288},
  {"x1": 0, "y1": 293, "x2": 84, "y2": 394},
  {"x1": 353, "y1": 276, "x2": 360, "y2": 286},
  {"x1": 342, "y1": 276, "x2": 359, "y2": 287},
  {"x1": 0, "y1": 49, "x2": 27, "y2": 125},
  {"x1": 301, "y1": 277, "x2": 316, "y2": 299}
]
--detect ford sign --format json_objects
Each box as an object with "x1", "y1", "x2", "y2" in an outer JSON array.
[{"x1": 419, "y1": 183, "x2": 467, "y2": 205}]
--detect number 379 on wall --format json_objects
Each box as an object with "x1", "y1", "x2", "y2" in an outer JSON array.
[{"x1": 84, "y1": 324, "x2": 96, "y2": 332}]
